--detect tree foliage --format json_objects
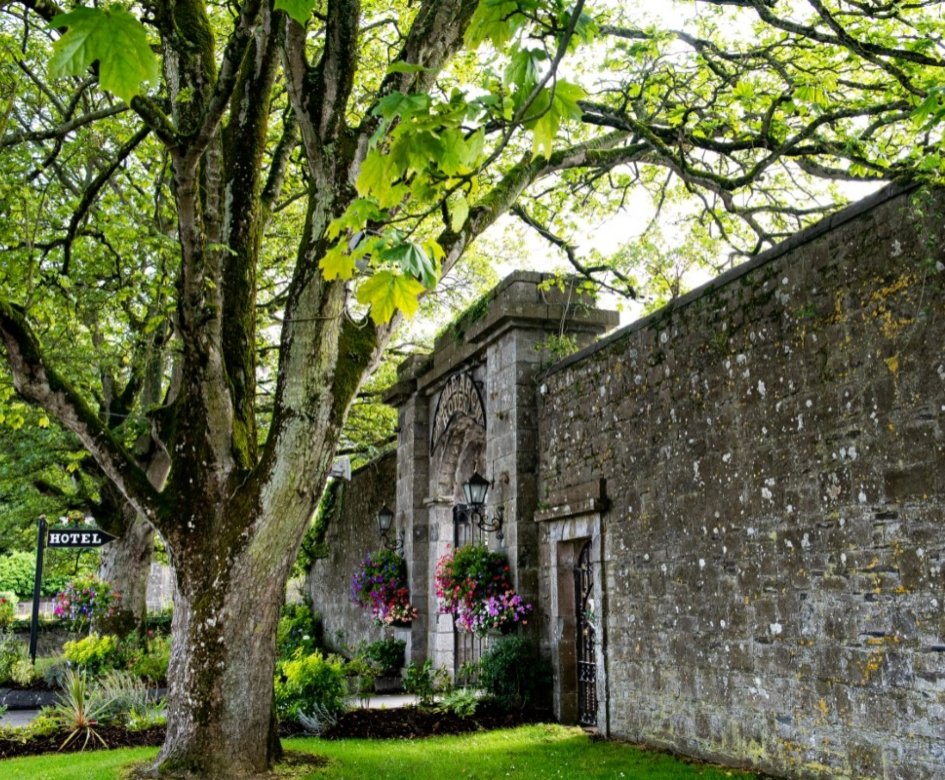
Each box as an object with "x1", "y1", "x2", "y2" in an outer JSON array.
[{"x1": 0, "y1": 0, "x2": 942, "y2": 775}]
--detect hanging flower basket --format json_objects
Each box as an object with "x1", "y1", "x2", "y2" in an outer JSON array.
[
  {"x1": 351, "y1": 549, "x2": 418, "y2": 626},
  {"x1": 434, "y1": 543, "x2": 532, "y2": 637},
  {"x1": 53, "y1": 573, "x2": 121, "y2": 632}
]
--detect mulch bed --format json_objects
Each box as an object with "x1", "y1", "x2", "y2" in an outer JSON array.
[
  {"x1": 0, "y1": 724, "x2": 165, "y2": 759},
  {"x1": 0, "y1": 705, "x2": 546, "y2": 760},
  {"x1": 319, "y1": 702, "x2": 544, "y2": 740}
]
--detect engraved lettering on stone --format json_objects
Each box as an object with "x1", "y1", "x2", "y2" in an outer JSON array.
[{"x1": 431, "y1": 373, "x2": 485, "y2": 451}]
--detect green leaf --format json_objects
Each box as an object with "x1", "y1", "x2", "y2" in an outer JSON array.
[
  {"x1": 274, "y1": 0, "x2": 316, "y2": 25},
  {"x1": 374, "y1": 91, "x2": 431, "y2": 121},
  {"x1": 466, "y1": 0, "x2": 527, "y2": 47},
  {"x1": 438, "y1": 129, "x2": 469, "y2": 176},
  {"x1": 49, "y1": 6, "x2": 159, "y2": 103},
  {"x1": 449, "y1": 196, "x2": 469, "y2": 233},
  {"x1": 526, "y1": 81, "x2": 585, "y2": 158},
  {"x1": 327, "y1": 199, "x2": 384, "y2": 240},
  {"x1": 913, "y1": 86, "x2": 945, "y2": 127},
  {"x1": 378, "y1": 240, "x2": 438, "y2": 288},
  {"x1": 319, "y1": 242, "x2": 357, "y2": 281},
  {"x1": 424, "y1": 239, "x2": 445, "y2": 264},
  {"x1": 356, "y1": 271, "x2": 425, "y2": 323},
  {"x1": 356, "y1": 150, "x2": 399, "y2": 204},
  {"x1": 505, "y1": 48, "x2": 544, "y2": 95}
]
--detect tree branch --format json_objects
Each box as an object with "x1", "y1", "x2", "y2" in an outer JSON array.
[
  {"x1": 511, "y1": 204, "x2": 637, "y2": 298},
  {"x1": 60, "y1": 126, "x2": 151, "y2": 276},
  {"x1": 0, "y1": 301, "x2": 161, "y2": 521}
]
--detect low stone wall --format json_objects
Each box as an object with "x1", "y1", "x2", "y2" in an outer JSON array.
[
  {"x1": 536, "y1": 186, "x2": 945, "y2": 778},
  {"x1": 306, "y1": 452, "x2": 397, "y2": 653}
]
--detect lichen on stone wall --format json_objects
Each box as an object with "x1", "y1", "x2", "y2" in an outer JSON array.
[{"x1": 536, "y1": 186, "x2": 945, "y2": 780}]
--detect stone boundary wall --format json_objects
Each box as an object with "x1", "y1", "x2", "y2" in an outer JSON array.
[
  {"x1": 306, "y1": 452, "x2": 397, "y2": 652},
  {"x1": 536, "y1": 185, "x2": 945, "y2": 778}
]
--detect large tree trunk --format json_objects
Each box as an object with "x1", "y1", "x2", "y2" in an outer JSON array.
[{"x1": 150, "y1": 518, "x2": 294, "y2": 776}]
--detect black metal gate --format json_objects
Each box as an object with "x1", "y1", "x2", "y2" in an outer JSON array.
[
  {"x1": 453, "y1": 504, "x2": 483, "y2": 679},
  {"x1": 575, "y1": 539, "x2": 597, "y2": 726}
]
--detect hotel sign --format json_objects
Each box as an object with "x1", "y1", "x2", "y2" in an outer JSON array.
[{"x1": 47, "y1": 528, "x2": 118, "y2": 549}]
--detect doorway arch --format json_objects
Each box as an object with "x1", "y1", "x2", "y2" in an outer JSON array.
[{"x1": 427, "y1": 372, "x2": 487, "y2": 676}]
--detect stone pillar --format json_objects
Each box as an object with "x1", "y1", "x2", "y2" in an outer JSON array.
[
  {"x1": 387, "y1": 356, "x2": 431, "y2": 666},
  {"x1": 484, "y1": 328, "x2": 545, "y2": 605}
]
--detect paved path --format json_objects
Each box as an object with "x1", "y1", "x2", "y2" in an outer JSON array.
[
  {"x1": 0, "y1": 693, "x2": 420, "y2": 729},
  {"x1": 0, "y1": 709, "x2": 39, "y2": 728}
]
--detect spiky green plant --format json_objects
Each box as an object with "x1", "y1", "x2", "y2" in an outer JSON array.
[{"x1": 51, "y1": 668, "x2": 113, "y2": 751}]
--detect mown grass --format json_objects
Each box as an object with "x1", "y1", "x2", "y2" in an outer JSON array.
[{"x1": 0, "y1": 724, "x2": 763, "y2": 780}]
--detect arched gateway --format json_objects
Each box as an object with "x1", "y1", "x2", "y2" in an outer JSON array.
[{"x1": 383, "y1": 272, "x2": 617, "y2": 699}]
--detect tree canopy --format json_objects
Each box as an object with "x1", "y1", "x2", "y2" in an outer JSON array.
[{"x1": 0, "y1": 0, "x2": 942, "y2": 775}]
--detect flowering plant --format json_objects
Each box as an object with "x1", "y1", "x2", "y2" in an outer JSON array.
[
  {"x1": 434, "y1": 543, "x2": 532, "y2": 636},
  {"x1": 59, "y1": 510, "x2": 94, "y2": 528},
  {"x1": 351, "y1": 549, "x2": 417, "y2": 626},
  {"x1": 0, "y1": 592, "x2": 15, "y2": 628},
  {"x1": 53, "y1": 574, "x2": 121, "y2": 631}
]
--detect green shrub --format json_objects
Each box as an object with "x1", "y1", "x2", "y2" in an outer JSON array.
[
  {"x1": 127, "y1": 701, "x2": 167, "y2": 731},
  {"x1": 144, "y1": 606, "x2": 173, "y2": 633},
  {"x1": 96, "y1": 669, "x2": 163, "y2": 726},
  {"x1": 0, "y1": 591, "x2": 16, "y2": 628},
  {"x1": 38, "y1": 656, "x2": 70, "y2": 688},
  {"x1": 62, "y1": 633, "x2": 122, "y2": 674},
  {"x1": 0, "y1": 551, "x2": 71, "y2": 598},
  {"x1": 0, "y1": 553, "x2": 35, "y2": 599},
  {"x1": 25, "y1": 709, "x2": 59, "y2": 738},
  {"x1": 345, "y1": 656, "x2": 379, "y2": 703},
  {"x1": 435, "y1": 687, "x2": 478, "y2": 717},
  {"x1": 10, "y1": 658, "x2": 36, "y2": 686},
  {"x1": 275, "y1": 650, "x2": 347, "y2": 722},
  {"x1": 403, "y1": 660, "x2": 450, "y2": 707},
  {"x1": 358, "y1": 638, "x2": 405, "y2": 676},
  {"x1": 276, "y1": 603, "x2": 321, "y2": 660},
  {"x1": 0, "y1": 629, "x2": 25, "y2": 684},
  {"x1": 478, "y1": 635, "x2": 550, "y2": 712},
  {"x1": 126, "y1": 635, "x2": 170, "y2": 684}
]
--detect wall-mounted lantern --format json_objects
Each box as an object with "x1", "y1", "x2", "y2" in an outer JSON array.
[
  {"x1": 376, "y1": 505, "x2": 405, "y2": 554},
  {"x1": 458, "y1": 472, "x2": 504, "y2": 542}
]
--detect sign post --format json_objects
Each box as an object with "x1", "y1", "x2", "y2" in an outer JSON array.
[
  {"x1": 28, "y1": 518, "x2": 118, "y2": 664},
  {"x1": 28, "y1": 515, "x2": 46, "y2": 665}
]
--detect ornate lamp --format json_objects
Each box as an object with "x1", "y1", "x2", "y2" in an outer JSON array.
[
  {"x1": 459, "y1": 472, "x2": 504, "y2": 541},
  {"x1": 376, "y1": 506, "x2": 404, "y2": 553}
]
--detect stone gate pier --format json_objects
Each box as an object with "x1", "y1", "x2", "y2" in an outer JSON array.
[{"x1": 383, "y1": 272, "x2": 617, "y2": 673}]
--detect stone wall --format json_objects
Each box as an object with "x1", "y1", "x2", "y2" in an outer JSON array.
[
  {"x1": 536, "y1": 186, "x2": 945, "y2": 779},
  {"x1": 306, "y1": 452, "x2": 397, "y2": 652}
]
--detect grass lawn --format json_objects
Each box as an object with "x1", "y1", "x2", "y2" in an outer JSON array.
[{"x1": 0, "y1": 724, "x2": 763, "y2": 780}]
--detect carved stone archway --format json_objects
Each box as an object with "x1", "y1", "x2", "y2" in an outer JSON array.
[{"x1": 426, "y1": 371, "x2": 487, "y2": 673}]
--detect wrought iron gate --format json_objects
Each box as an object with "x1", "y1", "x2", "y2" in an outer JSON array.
[
  {"x1": 575, "y1": 540, "x2": 598, "y2": 726},
  {"x1": 452, "y1": 504, "x2": 483, "y2": 678}
]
